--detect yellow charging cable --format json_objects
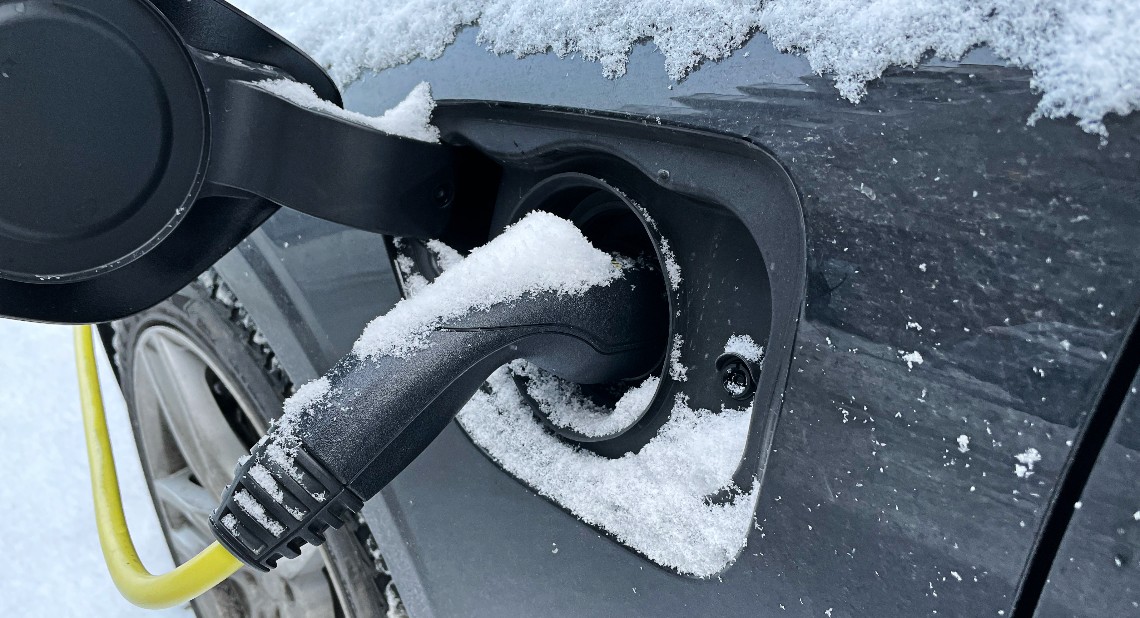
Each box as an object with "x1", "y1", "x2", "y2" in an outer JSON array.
[{"x1": 74, "y1": 325, "x2": 244, "y2": 609}]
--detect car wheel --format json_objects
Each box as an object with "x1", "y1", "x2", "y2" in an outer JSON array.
[{"x1": 111, "y1": 274, "x2": 393, "y2": 617}]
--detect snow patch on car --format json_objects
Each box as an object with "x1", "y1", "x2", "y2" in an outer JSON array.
[
  {"x1": 956, "y1": 434, "x2": 970, "y2": 453},
  {"x1": 457, "y1": 369, "x2": 756, "y2": 577},
  {"x1": 233, "y1": 0, "x2": 1137, "y2": 136},
  {"x1": 669, "y1": 334, "x2": 689, "y2": 382},
  {"x1": 900, "y1": 350, "x2": 924, "y2": 369},
  {"x1": 425, "y1": 239, "x2": 464, "y2": 271},
  {"x1": 510, "y1": 359, "x2": 660, "y2": 438},
  {"x1": 724, "y1": 334, "x2": 764, "y2": 363},
  {"x1": 759, "y1": 0, "x2": 1139, "y2": 137},
  {"x1": 1014, "y1": 446, "x2": 1041, "y2": 478},
  {"x1": 252, "y1": 79, "x2": 440, "y2": 143}
]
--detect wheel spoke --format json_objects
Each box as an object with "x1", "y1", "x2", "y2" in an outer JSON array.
[
  {"x1": 131, "y1": 326, "x2": 339, "y2": 617},
  {"x1": 154, "y1": 469, "x2": 217, "y2": 525},
  {"x1": 167, "y1": 524, "x2": 211, "y2": 562},
  {"x1": 138, "y1": 335, "x2": 249, "y2": 494},
  {"x1": 152, "y1": 467, "x2": 227, "y2": 562}
]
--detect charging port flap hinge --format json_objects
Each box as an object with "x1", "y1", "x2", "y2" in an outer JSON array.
[{"x1": 197, "y1": 57, "x2": 459, "y2": 239}]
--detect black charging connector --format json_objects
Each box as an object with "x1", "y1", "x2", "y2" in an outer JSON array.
[{"x1": 211, "y1": 267, "x2": 666, "y2": 570}]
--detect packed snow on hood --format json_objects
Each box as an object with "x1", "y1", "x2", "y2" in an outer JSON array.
[
  {"x1": 232, "y1": 0, "x2": 1138, "y2": 136},
  {"x1": 252, "y1": 79, "x2": 440, "y2": 142},
  {"x1": 273, "y1": 212, "x2": 758, "y2": 576}
]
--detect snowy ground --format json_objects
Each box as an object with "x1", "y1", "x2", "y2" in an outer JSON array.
[{"x1": 0, "y1": 319, "x2": 192, "y2": 617}]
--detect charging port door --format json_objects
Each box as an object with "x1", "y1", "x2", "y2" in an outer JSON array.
[{"x1": 0, "y1": 0, "x2": 455, "y2": 323}]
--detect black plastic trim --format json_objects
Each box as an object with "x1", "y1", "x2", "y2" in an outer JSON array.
[{"x1": 431, "y1": 101, "x2": 806, "y2": 495}]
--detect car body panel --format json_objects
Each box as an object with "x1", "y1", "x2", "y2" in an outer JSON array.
[
  {"x1": 1034, "y1": 370, "x2": 1140, "y2": 617},
  {"x1": 219, "y1": 29, "x2": 1140, "y2": 616},
  {"x1": 213, "y1": 212, "x2": 401, "y2": 382}
]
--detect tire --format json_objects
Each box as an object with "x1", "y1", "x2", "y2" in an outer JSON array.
[{"x1": 111, "y1": 273, "x2": 395, "y2": 618}]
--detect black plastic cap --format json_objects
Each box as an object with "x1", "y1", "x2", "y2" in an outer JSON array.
[{"x1": 0, "y1": 0, "x2": 207, "y2": 283}]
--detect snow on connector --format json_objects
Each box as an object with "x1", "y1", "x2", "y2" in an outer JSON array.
[
  {"x1": 252, "y1": 79, "x2": 440, "y2": 143},
  {"x1": 380, "y1": 233, "x2": 754, "y2": 577},
  {"x1": 262, "y1": 376, "x2": 331, "y2": 490},
  {"x1": 233, "y1": 489, "x2": 285, "y2": 537},
  {"x1": 267, "y1": 211, "x2": 756, "y2": 576},
  {"x1": 232, "y1": 0, "x2": 1138, "y2": 136},
  {"x1": 353, "y1": 212, "x2": 622, "y2": 359},
  {"x1": 268, "y1": 211, "x2": 624, "y2": 463}
]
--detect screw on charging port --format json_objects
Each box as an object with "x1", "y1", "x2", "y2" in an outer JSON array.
[{"x1": 716, "y1": 353, "x2": 758, "y2": 401}]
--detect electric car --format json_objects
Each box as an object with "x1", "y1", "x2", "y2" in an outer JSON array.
[{"x1": 5, "y1": 0, "x2": 1139, "y2": 616}]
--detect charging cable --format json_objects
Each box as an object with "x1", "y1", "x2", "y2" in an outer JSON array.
[{"x1": 74, "y1": 325, "x2": 242, "y2": 609}]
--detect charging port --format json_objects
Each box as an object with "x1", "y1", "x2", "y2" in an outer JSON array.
[{"x1": 506, "y1": 173, "x2": 672, "y2": 443}]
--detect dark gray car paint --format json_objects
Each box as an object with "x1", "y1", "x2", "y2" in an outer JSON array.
[
  {"x1": 217, "y1": 28, "x2": 1140, "y2": 617},
  {"x1": 213, "y1": 213, "x2": 402, "y2": 383}
]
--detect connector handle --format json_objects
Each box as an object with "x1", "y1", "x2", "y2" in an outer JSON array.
[{"x1": 212, "y1": 273, "x2": 664, "y2": 570}]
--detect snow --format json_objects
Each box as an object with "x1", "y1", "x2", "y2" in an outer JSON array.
[
  {"x1": 900, "y1": 350, "x2": 924, "y2": 369},
  {"x1": 510, "y1": 360, "x2": 660, "y2": 437},
  {"x1": 669, "y1": 334, "x2": 689, "y2": 381},
  {"x1": 761, "y1": 0, "x2": 1139, "y2": 137},
  {"x1": 220, "y1": 514, "x2": 240, "y2": 536},
  {"x1": 723, "y1": 334, "x2": 765, "y2": 363},
  {"x1": 265, "y1": 375, "x2": 332, "y2": 482},
  {"x1": 248, "y1": 464, "x2": 288, "y2": 509},
  {"x1": 284, "y1": 376, "x2": 332, "y2": 418},
  {"x1": 957, "y1": 434, "x2": 970, "y2": 453},
  {"x1": 658, "y1": 237, "x2": 682, "y2": 292},
  {"x1": 233, "y1": 489, "x2": 285, "y2": 537},
  {"x1": 385, "y1": 581, "x2": 409, "y2": 618},
  {"x1": 630, "y1": 202, "x2": 682, "y2": 292},
  {"x1": 232, "y1": 0, "x2": 1139, "y2": 136},
  {"x1": 724, "y1": 380, "x2": 748, "y2": 399},
  {"x1": 425, "y1": 239, "x2": 464, "y2": 270},
  {"x1": 1014, "y1": 447, "x2": 1042, "y2": 478},
  {"x1": 391, "y1": 240, "x2": 431, "y2": 295},
  {"x1": 252, "y1": 79, "x2": 440, "y2": 143},
  {"x1": 457, "y1": 369, "x2": 756, "y2": 577},
  {"x1": 353, "y1": 212, "x2": 623, "y2": 359},
  {"x1": 0, "y1": 319, "x2": 191, "y2": 616}
]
